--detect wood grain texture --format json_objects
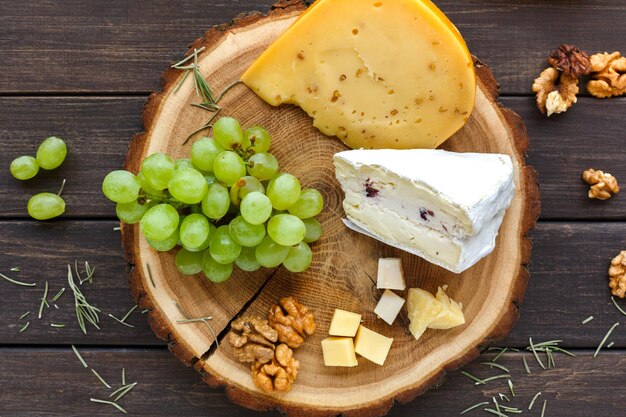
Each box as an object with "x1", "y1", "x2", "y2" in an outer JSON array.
[
  {"x1": 0, "y1": 348, "x2": 624, "y2": 417},
  {"x1": 122, "y1": 3, "x2": 538, "y2": 415},
  {"x1": 1, "y1": 221, "x2": 625, "y2": 348},
  {"x1": 3, "y1": 97, "x2": 625, "y2": 220},
  {"x1": 1, "y1": 0, "x2": 624, "y2": 95}
]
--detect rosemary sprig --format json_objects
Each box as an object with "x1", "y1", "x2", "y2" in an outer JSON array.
[
  {"x1": 19, "y1": 322, "x2": 29, "y2": 332},
  {"x1": 19, "y1": 311, "x2": 31, "y2": 320},
  {"x1": 91, "y1": 368, "x2": 112, "y2": 389},
  {"x1": 582, "y1": 315, "x2": 594, "y2": 324},
  {"x1": 68, "y1": 264, "x2": 101, "y2": 334},
  {"x1": 594, "y1": 322, "x2": 619, "y2": 357},
  {"x1": 72, "y1": 345, "x2": 88, "y2": 368},
  {"x1": 611, "y1": 297, "x2": 626, "y2": 316},
  {"x1": 38, "y1": 281, "x2": 49, "y2": 319},
  {"x1": 0, "y1": 272, "x2": 36, "y2": 287},
  {"x1": 460, "y1": 401, "x2": 489, "y2": 415},
  {"x1": 90, "y1": 398, "x2": 127, "y2": 414},
  {"x1": 528, "y1": 392, "x2": 542, "y2": 410}
]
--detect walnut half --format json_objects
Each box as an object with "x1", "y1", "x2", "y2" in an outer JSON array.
[
  {"x1": 608, "y1": 251, "x2": 626, "y2": 298},
  {"x1": 532, "y1": 67, "x2": 579, "y2": 116},
  {"x1": 229, "y1": 316, "x2": 278, "y2": 364},
  {"x1": 252, "y1": 343, "x2": 300, "y2": 393},
  {"x1": 587, "y1": 52, "x2": 626, "y2": 98},
  {"x1": 268, "y1": 296, "x2": 317, "y2": 348},
  {"x1": 582, "y1": 168, "x2": 619, "y2": 200}
]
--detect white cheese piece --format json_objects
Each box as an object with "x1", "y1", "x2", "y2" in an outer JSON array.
[
  {"x1": 334, "y1": 149, "x2": 515, "y2": 274},
  {"x1": 377, "y1": 258, "x2": 405, "y2": 290},
  {"x1": 374, "y1": 290, "x2": 405, "y2": 325}
]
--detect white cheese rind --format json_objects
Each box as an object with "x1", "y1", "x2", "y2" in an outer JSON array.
[{"x1": 334, "y1": 149, "x2": 515, "y2": 273}]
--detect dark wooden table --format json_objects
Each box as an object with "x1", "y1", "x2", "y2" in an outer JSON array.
[{"x1": 1, "y1": 1, "x2": 625, "y2": 416}]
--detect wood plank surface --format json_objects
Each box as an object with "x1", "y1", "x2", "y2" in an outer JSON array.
[
  {"x1": 0, "y1": 0, "x2": 624, "y2": 95},
  {"x1": 1, "y1": 221, "x2": 625, "y2": 348},
  {"x1": 2, "y1": 97, "x2": 626, "y2": 220},
  {"x1": 0, "y1": 348, "x2": 622, "y2": 416}
]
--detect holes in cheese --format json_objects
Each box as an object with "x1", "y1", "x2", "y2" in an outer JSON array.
[{"x1": 241, "y1": 0, "x2": 476, "y2": 149}]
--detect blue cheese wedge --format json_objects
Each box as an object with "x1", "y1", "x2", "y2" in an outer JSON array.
[{"x1": 333, "y1": 149, "x2": 515, "y2": 273}]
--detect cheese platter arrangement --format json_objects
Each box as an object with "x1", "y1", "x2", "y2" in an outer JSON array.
[{"x1": 114, "y1": 0, "x2": 540, "y2": 415}]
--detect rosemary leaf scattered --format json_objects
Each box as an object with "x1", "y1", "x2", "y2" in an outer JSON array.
[
  {"x1": 10, "y1": 267, "x2": 20, "y2": 272},
  {"x1": 611, "y1": 297, "x2": 626, "y2": 316},
  {"x1": 461, "y1": 371, "x2": 485, "y2": 385},
  {"x1": 483, "y1": 408, "x2": 509, "y2": 417},
  {"x1": 50, "y1": 323, "x2": 65, "y2": 328},
  {"x1": 607, "y1": 341, "x2": 615, "y2": 348},
  {"x1": 113, "y1": 226, "x2": 121, "y2": 231},
  {"x1": 498, "y1": 393, "x2": 509, "y2": 402},
  {"x1": 19, "y1": 311, "x2": 30, "y2": 320},
  {"x1": 112, "y1": 382, "x2": 137, "y2": 402},
  {"x1": 507, "y1": 379, "x2": 515, "y2": 397},
  {"x1": 174, "y1": 300, "x2": 218, "y2": 348},
  {"x1": 68, "y1": 265, "x2": 101, "y2": 334},
  {"x1": 480, "y1": 361, "x2": 510, "y2": 373},
  {"x1": 19, "y1": 322, "x2": 29, "y2": 332},
  {"x1": 532, "y1": 339, "x2": 562, "y2": 348},
  {"x1": 122, "y1": 368, "x2": 126, "y2": 385},
  {"x1": 90, "y1": 398, "x2": 127, "y2": 414},
  {"x1": 460, "y1": 401, "x2": 489, "y2": 415},
  {"x1": 108, "y1": 314, "x2": 135, "y2": 328},
  {"x1": 38, "y1": 281, "x2": 49, "y2": 319},
  {"x1": 0, "y1": 272, "x2": 36, "y2": 287},
  {"x1": 141, "y1": 309, "x2": 150, "y2": 314},
  {"x1": 500, "y1": 405, "x2": 523, "y2": 414},
  {"x1": 91, "y1": 369, "x2": 112, "y2": 389},
  {"x1": 176, "y1": 316, "x2": 214, "y2": 324},
  {"x1": 582, "y1": 315, "x2": 594, "y2": 324},
  {"x1": 523, "y1": 356, "x2": 531, "y2": 374},
  {"x1": 51, "y1": 288, "x2": 66, "y2": 303},
  {"x1": 528, "y1": 337, "x2": 546, "y2": 369},
  {"x1": 594, "y1": 322, "x2": 619, "y2": 357},
  {"x1": 476, "y1": 374, "x2": 511, "y2": 385},
  {"x1": 121, "y1": 305, "x2": 138, "y2": 322},
  {"x1": 528, "y1": 392, "x2": 542, "y2": 410},
  {"x1": 492, "y1": 347, "x2": 509, "y2": 362},
  {"x1": 146, "y1": 263, "x2": 156, "y2": 288},
  {"x1": 541, "y1": 399, "x2": 547, "y2": 417},
  {"x1": 71, "y1": 345, "x2": 88, "y2": 368},
  {"x1": 492, "y1": 397, "x2": 499, "y2": 413}
]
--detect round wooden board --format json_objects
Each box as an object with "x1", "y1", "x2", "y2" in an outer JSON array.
[{"x1": 123, "y1": 1, "x2": 541, "y2": 416}]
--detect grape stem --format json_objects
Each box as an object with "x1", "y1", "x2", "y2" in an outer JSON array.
[{"x1": 57, "y1": 179, "x2": 67, "y2": 196}]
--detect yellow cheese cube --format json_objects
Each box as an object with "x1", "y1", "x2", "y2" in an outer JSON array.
[
  {"x1": 242, "y1": 0, "x2": 476, "y2": 150},
  {"x1": 428, "y1": 286, "x2": 465, "y2": 329},
  {"x1": 377, "y1": 258, "x2": 405, "y2": 290},
  {"x1": 406, "y1": 288, "x2": 443, "y2": 340},
  {"x1": 329, "y1": 309, "x2": 362, "y2": 337},
  {"x1": 321, "y1": 337, "x2": 358, "y2": 367},
  {"x1": 354, "y1": 325, "x2": 393, "y2": 366}
]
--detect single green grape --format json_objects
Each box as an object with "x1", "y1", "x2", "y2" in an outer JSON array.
[
  {"x1": 102, "y1": 170, "x2": 141, "y2": 203},
  {"x1": 27, "y1": 193, "x2": 65, "y2": 220},
  {"x1": 146, "y1": 228, "x2": 179, "y2": 252},
  {"x1": 235, "y1": 246, "x2": 261, "y2": 272},
  {"x1": 141, "y1": 153, "x2": 175, "y2": 191},
  {"x1": 247, "y1": 152, "x2": 279, "y2": 181},
  {"x1": 267, "y1": 214, "x2": 306, "y2": 246},
  {"x1": 229, "y1": 176, "x2": 265, "y2": 206},
  {"x1": 10, "y1": 156, "x2": 39, "y2": 180},
  {"x1": 213, "y1": 151, "x2": 246, "y2": 186},
  {"x1": 229, "y1": 215, "x2": 265, "y2": 247},
  {"x1": 240, "y1": 192, "x2": 272, "y2": 225},
  {"x1": 140, "y1": 203, "x2": 180, "y2": 241},
  {"x1": 36, "y1": 136, "x2": 67, "y2": 170},
  {"x1": 115, "y1": 200, "x2": 151, "y2": 224},
  {"x1": 266, "y1": 173, "x2": 301, "y2": 210},
  {"x1": 213, "y1": 117, "x2": 244, "y2": 151},
  {"x1": 201, "y1": 183, "x2": 230, "y2": 220},
  {"x1": 179, "y1": 213, "x2": 210, "y2": 249},
  {"x1": 202, "y1": 250, "x2": 233, "y2": 283},
  {"x1": 287, "y1": 188, "x2": 324, "y2": 219},
  {"x1": 303, "y1": 218, "x2": 323, "y2": 243},
  {"x1": 283, "y1": 241, "x2": 313, "y2": 273},
  {"x1": 175, "y1": 158, "x2": 194, "y2": 171},
  {"x1": 168, "y1": 168, "x2": 208, "y2": 204},
  {"x1": 175, "y1": 248, "x2": 204, "y2": 275},
  {"x1": 137, "y1": 170, "x2": 165, "y2": 198},
  {"x1": 255, "y1": 236, "x2": 290, "y2": 268},
  {"x1": 209, "y1": 225, "x2": 241, "y2": 264},
  {"x1": 184, "y1": 222, "x2": 215, "y2": 252},
  {"x1": 242, "y1": 126, "x2": 271, "y2": 154},
  {"x1": 191, "y1": 137, "x2": 224, "y2": 172}
]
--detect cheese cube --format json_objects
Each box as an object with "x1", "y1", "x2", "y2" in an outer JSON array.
[
  {"x1": 374, "y1": 290, "x2": 405, "y2": 325},
  {"x1": 321, "y1": 337, "x2": 358, "y2": 367},
  {"x1": 329, "y1": 309, "x2": 362, "y2": 337},
  {"x1": 406, "y1": 288, "x2": 443, "y2": 340},
  {"x1": 428, "y1": 286, "x2": 465, "y2": 329},
  {"x1": 377, "y1": 258, "x2": 405, "y2": 290},
  {"x1": 354, "y1": 325, "x2": 393, "y2": 366}
]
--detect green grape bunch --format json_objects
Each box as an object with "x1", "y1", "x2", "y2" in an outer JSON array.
[{"x1": 101, "y1": 117, "x2": 325, "y2": 283}]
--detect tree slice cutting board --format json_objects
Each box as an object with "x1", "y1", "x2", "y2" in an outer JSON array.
[{"x1": 123, "y1": 1, "x2": 540, "y2": 416}]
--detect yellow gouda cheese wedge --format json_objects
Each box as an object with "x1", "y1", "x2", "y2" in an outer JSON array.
[{"x1": 242, "y1": 0, "x2": 476, "y2": 149}]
